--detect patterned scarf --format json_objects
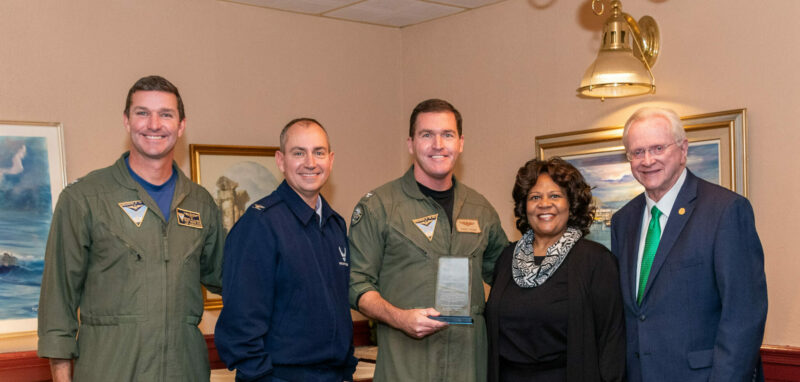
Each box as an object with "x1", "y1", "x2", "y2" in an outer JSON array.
[{"x1": 512, "y1": 226, "x2": 582, "y2": 288}]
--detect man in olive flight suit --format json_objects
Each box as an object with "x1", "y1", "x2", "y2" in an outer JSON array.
[
  {"x1": 349, "y1": 99, "x2": 508, "y2": 381},
  {"x1": 37, "y1": 75, "x2": 225, "y2": 381}
]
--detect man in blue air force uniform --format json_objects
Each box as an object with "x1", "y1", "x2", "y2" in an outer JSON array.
[{"x1": 215, "y1": 118, "x2": 357, "y2": 382}]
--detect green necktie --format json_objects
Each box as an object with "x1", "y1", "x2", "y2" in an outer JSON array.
[{"x1": 637, "y1": 206, "x2": 662, "y2": 305}]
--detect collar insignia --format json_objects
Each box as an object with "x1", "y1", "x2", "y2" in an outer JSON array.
[
  {"x1": 456, "y1": 218, "x2": 481, "y2": 233},
  {"x1": 413, "y1": 214, "x2": 438, "y2": 241},
  {"x1": 118, "y1": 200, "x2": 147, "y2": 227},
  {"x1": 176, "y1": 208, "x2": 203, "y2": 229}
]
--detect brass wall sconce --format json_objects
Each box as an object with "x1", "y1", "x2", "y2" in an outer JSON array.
[{"x1": 578, "y1": 0, "x2": 660, "y2": 100}]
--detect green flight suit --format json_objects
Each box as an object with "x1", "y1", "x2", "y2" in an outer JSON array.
[
  {"x1": 37, "y1": 153, "x2": 225, "y2": 381},
  {"x1": 349, "y1": 167, "x2": 508, "y2": 382}
]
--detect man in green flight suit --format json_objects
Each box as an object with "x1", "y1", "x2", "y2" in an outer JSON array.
[
  {"x1": 37, "y1": 75, "x2": 225, "y2": 381},
  {"x1": 349, "y1": 99, "x2": 508, "y2": 381}
]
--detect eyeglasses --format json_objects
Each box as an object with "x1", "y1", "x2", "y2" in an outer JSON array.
[{"x1": 626, "y1": 142, "x2": 676, "y2": 161}]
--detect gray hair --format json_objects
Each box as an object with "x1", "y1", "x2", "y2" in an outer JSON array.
[{"x1": 622, "y1": 107, "x2": 686, "y2": 149}]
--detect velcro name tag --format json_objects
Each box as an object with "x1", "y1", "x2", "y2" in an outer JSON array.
[
  {"x1": 456, "y1": 219, "x2": 481, "y2": 233},
  {"x1": 176, "y1": 208, "x2": 203, "y2": 229}
]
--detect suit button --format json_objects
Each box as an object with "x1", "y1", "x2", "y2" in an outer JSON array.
[{"x1": 639, "y1": 315, "x2": 646, "y2": 321}]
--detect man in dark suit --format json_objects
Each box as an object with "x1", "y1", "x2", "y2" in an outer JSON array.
[{"x1": 610, "y1": 107, "x2": 767, "y2": 382}]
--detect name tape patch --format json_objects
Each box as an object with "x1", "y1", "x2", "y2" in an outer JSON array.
[
  {"x1": 176, "y1": 208, "x2": 203, "y2": 229},
  {"x1": 456, "y1": 219, "x2": 481, "y2": 233}
]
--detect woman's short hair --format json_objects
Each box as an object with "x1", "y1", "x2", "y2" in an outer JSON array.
[{"x1": 512, "y1": 157, "x2": 595, "y2": 236}]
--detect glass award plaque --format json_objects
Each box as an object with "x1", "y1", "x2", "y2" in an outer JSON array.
[{"x1": 430, "y1": 257, "x2": 473, "y2": 325}]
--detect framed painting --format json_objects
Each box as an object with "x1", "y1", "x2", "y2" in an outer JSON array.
[
  {"x1": 189, "y1": 144, "x2": 282, "y2": 309},
  {"x1": 535, "y1": 109, "x2": 747, "y2": 249},
  {"x1": 0, "y1": 121, "x2": 66, "y2": 338}
]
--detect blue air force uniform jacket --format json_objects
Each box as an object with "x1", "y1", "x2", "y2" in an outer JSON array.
[{"x1": 215, "y1": 181, "x2": 357, "y2": 382}]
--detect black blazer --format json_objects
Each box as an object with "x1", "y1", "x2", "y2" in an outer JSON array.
[{"x1": 486, "y1": 238, "x2": 626, "y2": 382}]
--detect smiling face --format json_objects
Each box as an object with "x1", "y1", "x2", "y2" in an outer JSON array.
[
  {"x1": 124, "y1": 90, "x2": 185, "y2": 164},
  {"x1": 275, "y1": 122, "x2": 334, "y2": 207},
  {"x1": 626, "y1": 116, "x2": 688, "y2": 202},
  {"x1": 407, "y1": 111, "x2": 464, "y2": 190},
  {"x1": 527, "y1": 173, "x2": 570, "y2": 248}
]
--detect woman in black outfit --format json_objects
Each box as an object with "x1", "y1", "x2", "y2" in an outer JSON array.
[{"x1": 486, "y1": 157, "x2": 625, "y2": 382}]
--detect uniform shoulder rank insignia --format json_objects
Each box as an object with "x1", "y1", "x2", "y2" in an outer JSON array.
[
  {"x1": 252, "y1": 203, "x2": 265, "y2": 211},
  {"x1": 413, "y1": 214, "x2": 438, "y2": 241},
  {"x1": 351, "y1": 205, "x2": 364, "y2": 226},
  {"x1": 456, "y1": 218, "x2": 481, "y2": 233},
  {"x1": 364, "y1": 191, "x2": 374, "y2": 199},
  {"x1": 118, "y1": 200, "x2": 148, "y2": 227},
  {"x1": 176, "y1": 208, "x2": 203, "y2": 229}
]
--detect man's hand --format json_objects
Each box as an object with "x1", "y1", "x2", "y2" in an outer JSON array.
[
  {"x1": 49, "y1": 358, "x2": 72, "y2": 382},
  {"x1": 357, "y1": 291, "x2": 448, "y2": 339},
  {"x1": 392, "y1": 307, "x2": 448, "y2": 339}
]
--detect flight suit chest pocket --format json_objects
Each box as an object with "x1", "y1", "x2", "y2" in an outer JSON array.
[
  {"x1": 180, "y1": 235, "x2": 206, "y2": 274},
  {"x1": 85, "y1": 223, "x2": 147, "y2": 315},
  {"x1": 386, "y1": 220, "x2": 432, "y2": 261}
]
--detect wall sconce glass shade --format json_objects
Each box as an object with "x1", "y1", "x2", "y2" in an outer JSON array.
[{"x1": 578, "y1": 1, "x2": 660, "y2": 99}]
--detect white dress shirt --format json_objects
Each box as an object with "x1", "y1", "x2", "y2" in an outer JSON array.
[{"x1": 635, "y1": 168, "x2": 688, "y2": 298}]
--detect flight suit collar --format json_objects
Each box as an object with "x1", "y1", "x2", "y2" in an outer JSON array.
[
  {"x1": 277, "y1": 180, "x2": 337, "y2": 227},
  {"x1": 110, "y1": 152, "x2": 191, "y2": 223},
  {"x1": 400, "y1": 166, "x2": 467, "y2": 219}
]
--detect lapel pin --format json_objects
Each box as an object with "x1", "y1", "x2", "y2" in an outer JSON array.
[{"x1": 678, "y1": 207, "x2": 686, "y2": 215}]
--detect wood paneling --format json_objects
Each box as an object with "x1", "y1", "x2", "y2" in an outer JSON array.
[{"x1": 2, "y1": 340, "x2": 797, "y2": 381}]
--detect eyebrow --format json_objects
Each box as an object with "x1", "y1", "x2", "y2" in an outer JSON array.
[
  {"x1": 417, "y1": 128, "x2": 456, "y2": 134},
  {"x1": 132, "y1": 106, "x2": 177, "y2": 114},
  {"x1": 289, "y1": 146, "x2": 329, "y2": 152}
]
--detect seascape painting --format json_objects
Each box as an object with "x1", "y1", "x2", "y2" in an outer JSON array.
[
  {"x1": 0, "y1": 122, "x2": 65, "y2": 335},
  {"x1": 564, "y1": 141, "x2": 721, "y2": 249}
]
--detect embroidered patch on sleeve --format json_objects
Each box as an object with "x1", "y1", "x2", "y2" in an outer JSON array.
[{"x1": 351, "y1": 205, "x2": 364, "y2": 226}]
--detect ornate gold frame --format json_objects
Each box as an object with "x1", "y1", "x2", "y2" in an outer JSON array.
[
  {"x1": 189, "y1": 144, "x2": 280, "y2": 310},
  {"x1": 535, "y1": 109, "x2": 748, "y2": 196}
]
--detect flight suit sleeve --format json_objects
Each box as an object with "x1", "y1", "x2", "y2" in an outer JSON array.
[
  {"x1": 214, "y1": 210, "x2": 278, "y2": 381},
  {"x1": 200, "y1": 202, "x2": 224, "y2": 294},
  {"x1": 348, "y1": 195, "x2": 386, "y2": 310},
  {"x1": 480, "y1": 206, "x2": 508, "y2": 286},
  {"x1": 37, "y1": 189, "x2": 90, "y2": 359}
]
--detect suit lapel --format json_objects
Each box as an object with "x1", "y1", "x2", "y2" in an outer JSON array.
[
  {"x1": 642, "y1": 171, "x2": 699, "y2": 302},
  {"x1": 622, "y1": 194, "x2": 646, "y2": 309}
]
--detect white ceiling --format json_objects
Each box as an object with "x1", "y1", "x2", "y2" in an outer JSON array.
[{"x1": 222, "y1": 0, "x2": 505, "y2": 28}]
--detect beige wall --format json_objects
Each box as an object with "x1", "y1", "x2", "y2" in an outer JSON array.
[
  {"x1": 0, "y1": 0, "x2": 402, "y2": 351},
  {"x1": 402, "y1": 0, "x2": 800, "y2": 346},
  {"x1": 1, "y1": 0, "x2": 797, "y2": 351}
]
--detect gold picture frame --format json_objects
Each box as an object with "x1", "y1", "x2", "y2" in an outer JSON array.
[
  {"x1": 189, "y1": 144, "x2": 282, "y2": 309},
  {"x1": 534, "y1": 109, "x2": 747, "y2": 249}
]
